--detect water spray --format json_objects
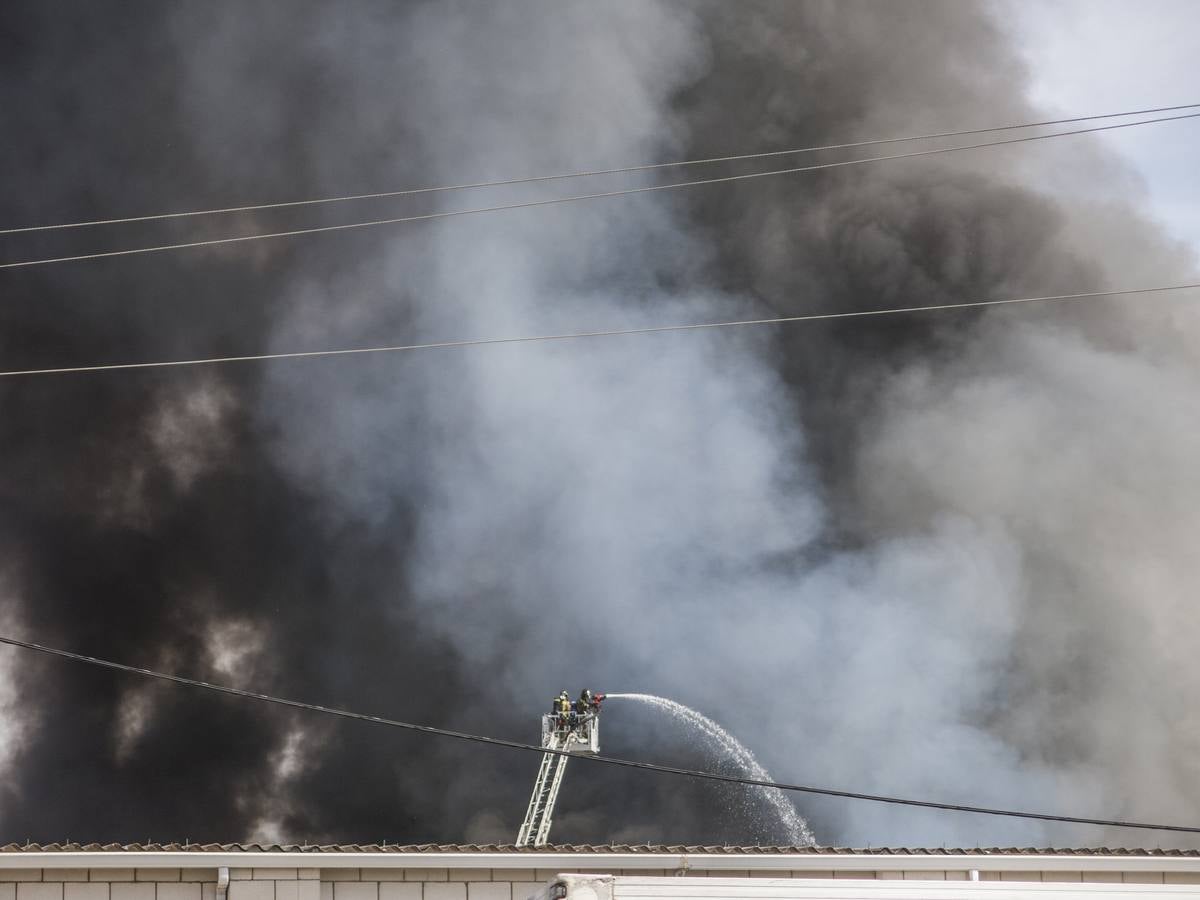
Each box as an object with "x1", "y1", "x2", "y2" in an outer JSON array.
[{"x1": 606, "y1": 693, "x2": 814, "y2": 845}]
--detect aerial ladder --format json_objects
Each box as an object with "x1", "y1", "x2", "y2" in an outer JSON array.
[{"x1": 516, "y1": 690, "x2": 605, "y2": 848}]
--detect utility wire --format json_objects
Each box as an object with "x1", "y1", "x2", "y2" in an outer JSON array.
[
  {"x1": 3, "y1": 111, "x2": 1198, "y2": 271},
  {"x1": 3, "y1": 101, "x2": 1198, "y2": 236},
  {"x1": 1, "y1": 281, "x2": 1196, "y2": 379},
  {"x1": 0, "y1": 632, "x2": 1197, "y2": 835}
]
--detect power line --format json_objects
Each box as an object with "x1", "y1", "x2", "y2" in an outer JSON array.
[
  {"x1": 3, "y1": 111, "x2": 1198, "y2": 271},
  {"x1": 3, "y1": 101, "x2": 1197, "y2": 236},
  {"x1": 0, "y1": 632, "x2": 1197, "y2": 836},
  {"x1": 1, "y1": 281, "x2": 1197, "y2": 379}
]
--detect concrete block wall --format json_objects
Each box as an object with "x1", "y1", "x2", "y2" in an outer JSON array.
[
  {"x1": 0, "y1": 868, "x2": 323, "y2": 900},
  {"x1": 315, "y1": 865, "x2": 1200, "y2": 897},
  {"x1": 229, "y1": 868, "x2": 320, "y2": 900},
  {"x1": 0, "y1": 863, "x2": 1196, "y2": 900},
  {"x1": 317, "y1": 867, "x2": 546, "y2": 900}
]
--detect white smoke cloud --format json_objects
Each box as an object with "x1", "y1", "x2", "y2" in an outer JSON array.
[{"x1": 850, "y1": 314, "x2": 1200, "y2": 841}]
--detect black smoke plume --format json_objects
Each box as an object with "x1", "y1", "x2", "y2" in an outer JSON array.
[{"x1": 1, "y1": 0, "x2": 1197, "y2": 849}]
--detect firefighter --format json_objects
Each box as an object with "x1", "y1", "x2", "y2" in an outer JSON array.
[
  {"x1": 576, "y1": 689, "x2": 593, "y2": 715},
  {"x1": 554, "y1": 691, "x2": 571, "y2": 725}
]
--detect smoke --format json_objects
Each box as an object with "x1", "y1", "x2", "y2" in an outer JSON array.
[{"x1": 1, "y1": 0, "x2": 1198, "y2": 848}]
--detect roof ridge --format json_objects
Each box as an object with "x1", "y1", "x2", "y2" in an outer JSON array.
[{"x1": 0, "y1": 844, "x2": 1196, "y2": 856}]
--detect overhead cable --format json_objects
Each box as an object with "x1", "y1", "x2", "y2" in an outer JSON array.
[
  {"x1": 1, "y1": 282, "x2": 1197, "y2": 379},
  {"x1": 0, "y1": 633, "x2": 1198, "y2": 835},
  {"x1": 2, "y1": 111, "x2": 1198, "y2": 271},
  {"x1": 3, "y1": 101, "x2": 1198, "y2": 236}
]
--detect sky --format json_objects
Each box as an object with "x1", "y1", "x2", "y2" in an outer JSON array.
[
  {"x1": 1009, "y1": 0, "x2": 1200, "y2": 252},
  {"x1": 1, "y1": 0, "x2": 1200, "y2": 852}
]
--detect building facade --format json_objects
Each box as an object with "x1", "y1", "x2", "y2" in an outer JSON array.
[{"x1": 0, "y1": 846, "x2": 1197, "y2": 900}]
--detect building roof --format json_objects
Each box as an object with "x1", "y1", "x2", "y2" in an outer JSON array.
[{"x1": 0, "y1": 844, "x2": 1197, "y2": 857}]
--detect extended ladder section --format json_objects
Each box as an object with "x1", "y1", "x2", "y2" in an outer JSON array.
[
  {"x1": 516, "y1": 695, "x2": 605, "y2": 848},
  {"x1": 516, "y1": 730, "x2": 570, "y2": 848}
]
